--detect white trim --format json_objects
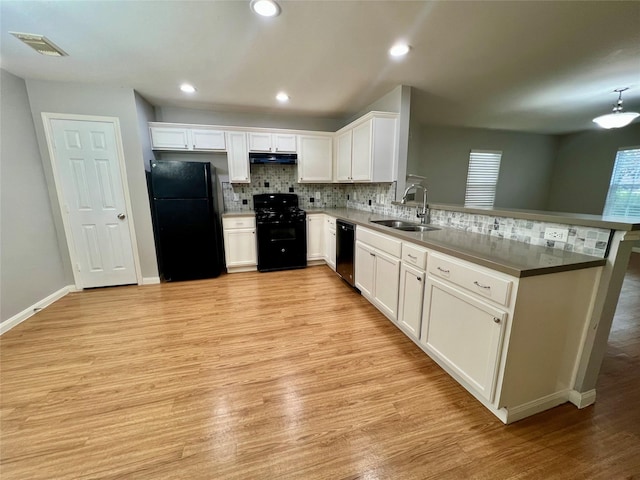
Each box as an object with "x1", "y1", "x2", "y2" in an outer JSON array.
[
  {"x1": 0, "y1": 285, "x2": 74, "y2": 335},
  {"x1": 568, "y1": 389, "x2": 597, "y2": 409},
  {"x1": 142, "y1": 276, "x2": 161, "y2": 285},
  {"x1": 632, "y1": 246, "x2": 640, "y2": 253},
  {"x1": 504, "y1": 390, "x2": 570, "y2": 424},
  {"x1": 41, "y1": 113, "x2": 143, "y2": 289},
  {"x1": 226, "y1": 266, "x2": 257, "y2": 274}
]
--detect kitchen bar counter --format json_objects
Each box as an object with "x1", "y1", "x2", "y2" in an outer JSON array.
[
  {"x1": 224, "y1": 208, "x2": 605, "y2": 277},
  {"x1": 420, "y1": 203, "x2": 640, "y2": 231}
]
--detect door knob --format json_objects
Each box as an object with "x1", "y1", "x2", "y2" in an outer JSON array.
[{"x1": 117, "y1": 213, "x2": 126, "y2": 220}]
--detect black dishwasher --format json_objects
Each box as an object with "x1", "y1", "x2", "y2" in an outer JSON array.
[{"x1": 336, "y1": 220, "x2": 356, "y2": 287}]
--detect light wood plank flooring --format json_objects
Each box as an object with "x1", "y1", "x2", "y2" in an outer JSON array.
[{"x1": 1, "y1": 256, "x2": 639, "y2": 479}]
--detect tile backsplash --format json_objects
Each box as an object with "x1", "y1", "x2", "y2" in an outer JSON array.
[
  {"x1": 222, "y1": 164, "x2": 395, "y2": 211},
  {"x1": 222, "y1": 164, "x2": 610, "y2": 258}
]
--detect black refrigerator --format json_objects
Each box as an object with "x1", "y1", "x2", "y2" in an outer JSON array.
[{"x1": 150, "y1": 160, "x2": 222, "y2": 281}]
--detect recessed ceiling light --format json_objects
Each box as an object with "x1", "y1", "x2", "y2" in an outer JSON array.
[
  {"x1": 250, "y1": 0, "x2": 281, "y2": 17},
  {"x1": 10, "y1": 32, "x2": 68, "y2": 57},
  {"x1": 389, "y1": 43, "x2": 410, "y2": 57},
  {"x1": 276, "y1": 92, "x2": 290, "y2": 102},
  {"x1": 180, "y1": 83, "x2": 196, "y2": 94}
]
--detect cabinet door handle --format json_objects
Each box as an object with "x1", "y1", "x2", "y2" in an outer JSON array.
[
  {"x1": 493, "y1": 317, "x2": 501, "y2": 324},
  {"x1": 474, "y1": 281, "x2": 491, "y2": 290},
  {"x1": 417, "y1": 276, "x2": 422, "y2": 281},
  {"x1": 370, "y1": 252, "x2": 376, "y2": 257},
  {"x1": 437, "y1": 267, "x2": 450, "y2": 274}
]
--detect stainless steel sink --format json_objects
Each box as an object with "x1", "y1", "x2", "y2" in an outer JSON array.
[
  {"x1": 396, "y1": 225, "x2": 440, "y2": 232},
  {"x1": 371, "y1": 219, "x2": 440, "y2": 232}
]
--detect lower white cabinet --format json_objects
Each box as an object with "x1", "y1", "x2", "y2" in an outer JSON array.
[
  {"x1": 307, "y1": 214, "x2": 325, "y2": 261},
  {"x1": 398, "y1": 262, "x2": 425, "y2": 339},
  {"x1": 355, "y1": 228, "x2": 401, "y2": 322},
  {"x1": 324, "y1": 216, "x2": 336, "y2": 270},
  {"x1": 222, "y1": 217, "x2": 257, "y2": 273},
  {"x1": 422, "y1": 277, "x2": 506, "y2": 403}
]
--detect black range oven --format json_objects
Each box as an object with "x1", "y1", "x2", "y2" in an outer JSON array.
[{"x1": 254, "y1": 194, "x2": 307, "y2": 272}]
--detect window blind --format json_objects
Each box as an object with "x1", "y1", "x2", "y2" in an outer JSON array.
[
  {"x1": 464, "y1": 150, "x2": 502, "y2": 208},
  {"x1": 603, "y1": 147, "x2": 640, "y2": 218}
]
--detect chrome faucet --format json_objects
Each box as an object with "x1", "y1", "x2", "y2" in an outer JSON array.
[{"x1": 401, "y1": 183, "x2": 429, "y2": 224}]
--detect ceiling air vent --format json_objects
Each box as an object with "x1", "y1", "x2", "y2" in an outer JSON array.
[{"x1": 9, "y1": 32, "x2": 68, "y2": 57}]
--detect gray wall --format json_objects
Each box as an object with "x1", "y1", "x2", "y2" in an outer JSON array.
[
  {"x1": 408, "y1": 124, "x2": 558, "y2": 210},
  {"x1": 156, "y1": 106, "x2": 342, "y2": 132},
  {"x1": 134, "y1": 92, "x2": 156, "y2": 172},
  {"x1": 547, "y1": 123, "x2": 640, "y2": 214},
  {"x1": 24, "y1": 79, "x2": 159, "y2": 281},
  {"x1": 1, "y1": 69, "x2": 67, "y2": 322}
]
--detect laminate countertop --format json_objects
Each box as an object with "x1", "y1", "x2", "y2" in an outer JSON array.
[{"x1": 222, "y1": 208, "x2": 606, "y2": 278}]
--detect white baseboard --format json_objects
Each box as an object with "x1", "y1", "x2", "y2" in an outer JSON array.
[
  {"x1": 227, "y1": 265, "x2": 257, "y2": 274},
  {"x1": 142, "y1": 276, "x2": 161, "y2": 285},
  {"x1": 568, "y1": 389, "x2": 597, "y2": 408},
  {"x1": 0, "y1": 285, "x2": 73, "y2": 335},
  {"x1": 504, "y1": 390, "x2": 570, "y2": 424}
]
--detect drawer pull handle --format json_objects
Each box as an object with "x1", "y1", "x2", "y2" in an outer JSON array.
[
  {"x1": 474, "y1": 281, "x2": 491, "y2": 290},
  {"x1": 370, "y1": 252, "x2": 376, "y2": 257},
  {"x1": 408, "y1": 254, "x2": 417, "y2": 260},
  {"x1": 437, "y1": 267, "x2": 450, "y2": 274}
]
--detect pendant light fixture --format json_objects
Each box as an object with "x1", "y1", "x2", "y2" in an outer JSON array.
[{"x1": 592, "y1": 88, "x2": 639, "y2": 129}]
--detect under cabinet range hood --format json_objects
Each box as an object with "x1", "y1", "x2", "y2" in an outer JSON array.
[{"x1": 249, "y1": 152, "x2": 297, "y2": 164}]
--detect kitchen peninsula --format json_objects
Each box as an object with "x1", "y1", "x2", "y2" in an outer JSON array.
[{"x1": 223, "y1": 203, "x2": 639, "y2": 423}]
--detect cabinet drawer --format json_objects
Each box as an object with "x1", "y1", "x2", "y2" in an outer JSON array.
[
  {"x1": 223, "y1": 216, "x2": 256, "y2": 230},
  {"x1": 428, "y1": 253, "x2": 512, "y2": 306},
  {"x1": 402, "y1": 243, "x2": 428, "y2": 270},
  {"x1": 356, "y1": 227, "x2": 402, "y2": 258}
]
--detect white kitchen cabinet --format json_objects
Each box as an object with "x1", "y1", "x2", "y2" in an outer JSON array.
[
  {"x1": 191, "y1": 129, "x2": 226, "y2": 150},
  {"x1": 398, "y1": 262, "x2": 425, "y2": 340},
  {"x1": 422, "y1": 277, "x2": 506, "y2": 403},
  {"x1": 335, "y1": 130, "x2": 353, "y2": 181},
  {"x1": 226, "y1": 131, "x2": 250, "y2": 184},
  {"x1": 355, "y1": 241, "x2": 375, "y2": 298},
  {"x1": 248, "y1": 132, "x2": 297, "y2": 153},
  {"x1": 355, "y1": 227, "x2": 402, "y2": 322},
  {"x1": 306, "y1": 213, "x2": 325, "y2": 261},
  {"x1": 297, "y1": 135, "x2": 333, "y2": 183},
  {"x1": 324, "y1": 216, "x2": 336, "y2": 270},
  {"x1": 398, "y1": 242, "x2": 428, "y2": 339},
  {"x1": 222, "y1": 216, "x2": 257, "y2": 273},
  {"x1": 149, "y1": 124, "x2": 226, "y2": 151},
  {"x1": 334, "y1": 112, "x2": 398, "y2": 183}
]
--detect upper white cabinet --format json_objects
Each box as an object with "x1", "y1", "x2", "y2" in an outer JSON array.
[
  {"x1": 226, "y1": 131, "x2": 250, "y2": 183},
  {"x1": 150, "y1": 124, "x2": 226, "y2": 151},
  {"x1": 334, "y1": 112, "x2": 398, "y2": 183},
  {"x1": 298, "y1": 135, "x2": 333, "y2": 183},
  {"x1": 248, "y1": 132, "x2": 297, "y2": 153}
]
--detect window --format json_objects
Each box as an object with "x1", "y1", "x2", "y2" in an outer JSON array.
[
  {"x1": 464, "y1": 150, "x2": 502, "y2": 208},
  {"x1": 603, "y1": 147, "x2": 640, "y2": 217}
]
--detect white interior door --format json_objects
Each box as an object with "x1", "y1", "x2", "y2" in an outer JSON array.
[{"x1": 49, "y1": 118, "x2": 138, "y2": 288}]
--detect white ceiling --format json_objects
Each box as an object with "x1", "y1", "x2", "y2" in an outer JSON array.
[{"x1": 1, "y1": 0, "x2": 639, "y2": 134}]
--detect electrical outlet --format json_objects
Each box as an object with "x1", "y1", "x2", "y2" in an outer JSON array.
[
  {"x1": 543, "y1": 227, "x2": 569, "y2": 242},
  {"x1": 315, "y1": 191, "x2": 321, "y2": 200}
]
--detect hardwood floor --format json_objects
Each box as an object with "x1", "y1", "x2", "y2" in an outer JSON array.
[{"x1": 1, "y1": 257, "x2": 639, "y2": 479}]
